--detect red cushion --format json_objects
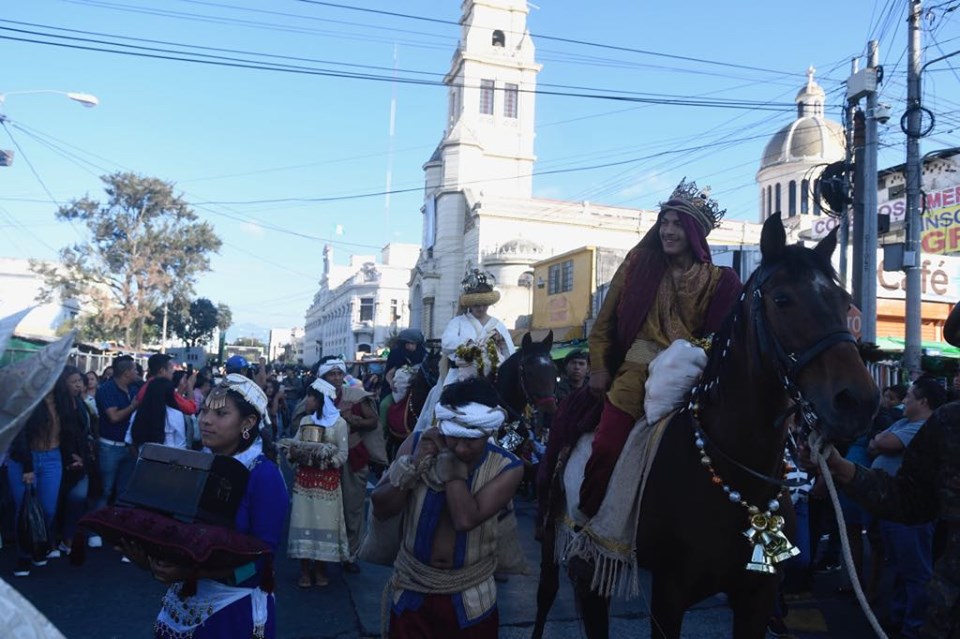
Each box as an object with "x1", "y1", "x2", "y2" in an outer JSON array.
[{"x1": 78, "y1": 506, "x2": 271, "y2": 570}]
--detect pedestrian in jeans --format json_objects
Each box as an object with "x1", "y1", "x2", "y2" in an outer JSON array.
[
  {"x1": 7, "y1": 370, "x2": 75, "y2": 575},
  {"x1": 93, "y1": 357, "x2": 140, "y2": 512},
  {"x1": 57, "y1": 365, "x2": 101, "y2": 555}
]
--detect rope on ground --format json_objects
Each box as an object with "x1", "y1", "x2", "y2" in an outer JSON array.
[{"x1": 808, "y1": 432, "x2": 888, "y2": 639}]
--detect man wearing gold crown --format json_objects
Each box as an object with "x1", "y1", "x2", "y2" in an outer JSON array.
[
  {"x1": 440, "y1": 270, "x2": 516, "y2": 386},
  {"x1": 578, "y1": 179, "x2": 743, "y2": 518}
]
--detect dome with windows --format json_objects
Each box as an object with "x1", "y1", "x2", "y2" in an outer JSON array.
[{"x1": 759, "y1": 68, "x2": 845, "y2": 171}]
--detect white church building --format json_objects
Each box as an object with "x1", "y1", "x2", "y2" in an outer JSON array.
[{"x1": 408, "y1": 0, "x2": 764, "y2": 338}]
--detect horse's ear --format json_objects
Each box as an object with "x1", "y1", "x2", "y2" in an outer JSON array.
[
  {"x1": 521, "y1": 332, "x2": 532, "y2": 351},
  {"x1": 760, "y1": 212, "x2": 786, "y2": 262},
  {"x1": 544, "y1": 330, "x2": 554, "y2": 351},
  {"x1": 814, "y1": 225, "x2": 839, "y2": 262}
]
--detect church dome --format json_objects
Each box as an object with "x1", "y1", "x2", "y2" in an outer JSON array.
[
  {"x1": 483, "y1": 238, "x2": 544, "y2": 265},
  {"x1": 759, "y1": 67, "x2": 845, "y2": 171}
]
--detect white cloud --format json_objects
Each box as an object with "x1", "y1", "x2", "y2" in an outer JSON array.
[{"x1": 240, "y1": 221, "x2": 264, "y2": 237}]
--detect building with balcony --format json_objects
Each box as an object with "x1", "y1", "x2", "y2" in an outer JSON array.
[{"x1": 304, "y1": 243, "x2": 420, "y2": 366}]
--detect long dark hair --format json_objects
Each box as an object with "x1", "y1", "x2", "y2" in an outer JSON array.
[
  {"x1": 24, "y1": 365, "x2": 81, "y2": 444},
  {"x1": 130, "y1": 378, "x2": 178, "y2": 446}
]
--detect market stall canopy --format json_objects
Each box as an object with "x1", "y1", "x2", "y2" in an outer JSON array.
[{"x1": 875, "y1": 337, "x2": 960, "y2": 359}]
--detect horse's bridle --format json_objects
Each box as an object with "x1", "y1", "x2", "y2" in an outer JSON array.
[
  {"x1": 749, "y1": 262, "x2": 857, "y2": 430},
  {"x1": 519, "y1": 353, "x2": 558, "y2": 412},
  {"x1": 690, "y1": 261, "x2": 857, "y2": 488}
]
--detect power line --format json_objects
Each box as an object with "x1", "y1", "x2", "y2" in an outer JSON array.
[
  {"x1": 0, "y1": 22, "x2": 806, "y2": 112},
  {"x1": 293, "y1": 0, "x2": 830, "y2": 80},
  {"x1": 196, "y1": 132, "x2": 775, "y2": 206}
]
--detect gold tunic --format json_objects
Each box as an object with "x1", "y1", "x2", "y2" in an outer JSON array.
[{"x1": 590, "y1": 260, "x2": 723, "y2": 418}]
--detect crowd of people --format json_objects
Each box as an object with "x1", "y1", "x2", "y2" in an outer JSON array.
[{"x1": 2, "y1": 177, "x2": 959, "y2": 639}]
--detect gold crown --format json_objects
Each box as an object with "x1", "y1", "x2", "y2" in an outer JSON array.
[{"x1": 665, "y1": 177, "x2": 726, "y2": 230}]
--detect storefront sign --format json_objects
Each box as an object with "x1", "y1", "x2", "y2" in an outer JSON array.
[{"x1": 876, "y1": 255, "x2": 960, "y2": 303}]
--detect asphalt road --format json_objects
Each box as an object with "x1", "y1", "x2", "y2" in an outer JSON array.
[{"x1": 5, "y1": 489, "x2": 882, "y2": 638}]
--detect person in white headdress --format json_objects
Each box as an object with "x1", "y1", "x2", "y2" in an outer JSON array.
[
  {"x1": 371, "y1": 378, "x2": 523, "y2": 638},
  {"x1": 409, "y1": 271, "x2": 517, "y2": 436},
  {"x1": 279, "y1": 378, "x2": 350, "y2": 588},
  {"x1": 315, "y1": 355, "x2": 385, "y2": 573},
  {"x1": 124, "y1": 374, "x2": 289, "y2": 639},
  {"x1": 440, "y1": 270, "x2": 516, "y2": 387}
]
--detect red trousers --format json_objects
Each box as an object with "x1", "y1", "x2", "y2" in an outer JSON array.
[
  {"x1": 579, "y1": 399, "x2": 636, "y2": 518},
  {"x1": 389, "y1": 594, "x2": 499, "y2": 639}
]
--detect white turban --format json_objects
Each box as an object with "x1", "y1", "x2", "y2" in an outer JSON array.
[
  {"x1": 309, "y1": 378, "x2": 340, "y2": 427},
  {"x1": 317, "y1": 359, "x2": 347, "y2": 379},
  {"x1": 310, "y1": 378, "x2": 337, "y2": 400},
  {"x1": 207, "y1": 374, "x2": 270, "y2": 425},
  {"x1": 435, "y1": 402, "x2": 506, "y2": 439}
]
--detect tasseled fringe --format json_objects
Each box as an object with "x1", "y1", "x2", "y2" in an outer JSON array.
[
  {"x1": 553, "y1": 521, "x2": 577, "y2": 566},
  {"x1": 260, "y1": 555, "x2": 275, "y2": 594},
  {"x1": 69, "y1": 531, "x2": 88, "y2": 566},
  {"x1": 561, "y1": 528, "x2": 640, "y2": 600}
]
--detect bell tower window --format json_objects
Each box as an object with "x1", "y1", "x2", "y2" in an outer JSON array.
[
  {"x1": 480, "y1": 79, "x2": 495, "y2": 115},
  {"x1": 504, "y1": 83, "x2": 518, "y2": 118},
  {"x1": 492, "y1": 30, "x2": 505, "y2": 47}
]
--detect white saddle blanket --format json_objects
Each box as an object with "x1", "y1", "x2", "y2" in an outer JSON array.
[{"x1": 557, "y1": 339, "x2": 707, "y2": 598}]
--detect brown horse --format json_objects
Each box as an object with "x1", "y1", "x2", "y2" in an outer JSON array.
[{"x1": 535, "y1": 213, "x2": 879, "y2": 639}]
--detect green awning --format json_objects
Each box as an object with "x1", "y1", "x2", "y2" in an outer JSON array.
[
  {"x1": 550, "y1": 341, "x2": 589, "y2": 361},
  {"x1": 874, "y1": 337, "x2": 960, "y2": 359},
  {"x1": 0, "y1": 337, "x2": 46, "y2": 367}
]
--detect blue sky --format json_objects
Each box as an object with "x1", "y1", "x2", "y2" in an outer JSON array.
[{"x1": 2, "y1": 0, "x2": 960, "y2": 339}]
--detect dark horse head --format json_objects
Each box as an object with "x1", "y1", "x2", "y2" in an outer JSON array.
[
  {"x1": 497, "y1": 330, "x2": 558, "y2": 418},
  {"x1": 728, "y1": 212, "x2": 878, "y2": 442}
]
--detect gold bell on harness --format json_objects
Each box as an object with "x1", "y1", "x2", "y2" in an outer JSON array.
[
  {"x1": 745, "y1": 541, "x2": 776, "y2": 574},
  {"x1": 763, "y1": 515, "x2": 801, "y2": 564}
]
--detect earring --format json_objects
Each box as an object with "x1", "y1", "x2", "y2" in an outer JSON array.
[{"x1": 242, "y1": 429, "x2": 251, "y2": 440}]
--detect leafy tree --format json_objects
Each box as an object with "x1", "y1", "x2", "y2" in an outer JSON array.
[{"x1": 32, "y1": 172, "x2": 222, "y2": 349}]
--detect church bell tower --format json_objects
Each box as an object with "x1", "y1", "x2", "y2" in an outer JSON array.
[{"x1": 438, "y1": 0, "x2": 541, "y2": 198}]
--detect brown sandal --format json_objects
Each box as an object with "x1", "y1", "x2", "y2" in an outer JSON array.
[{"x1": 297, "y1": 574, "x2": 312, "y2": 588}]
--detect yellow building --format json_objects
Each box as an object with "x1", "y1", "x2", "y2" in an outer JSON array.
[{"x1": 530, "y1": 247, "x2": 627, "y2": 341}]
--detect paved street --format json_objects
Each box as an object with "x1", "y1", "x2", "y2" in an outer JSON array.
[{"x1": 5, "y1": 487, "x2": 883, "y2": 639}]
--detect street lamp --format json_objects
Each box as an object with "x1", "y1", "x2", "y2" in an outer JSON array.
[
  {"x1": 0, "y1": 89, "x2": 99, "y2": 167},
  {"x1": 0, "y1": 90, "x2": 99, "y2": 109}
]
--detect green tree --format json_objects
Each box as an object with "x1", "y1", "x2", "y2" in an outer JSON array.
[
  {"x1": 158, "y1": 297, "x2": 221, "y2": 347},
  {"x1": 32, "y1": 172, "x2": 222, "y2": 349}
]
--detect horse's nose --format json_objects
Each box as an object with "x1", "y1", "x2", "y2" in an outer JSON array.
[{"x1": 832, "y1": 386, "x2": 879, "y2": 424}]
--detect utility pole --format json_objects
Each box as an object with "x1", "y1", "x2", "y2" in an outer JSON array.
[
  {"x1": 861, "y1": 41, "x2": 880, "y2": 345},
  {"x1": 839, "y1": 57, "x2": 858, "y2": 287},
  {"x1": 161, "y1": 303, "x2": 169, "y2": 354},
  {"x1": 846, "y1": 42, "x2": 880, "y2": 341},
  {"x1": 904, "y1": 0, "x2": 924, "y2": 377}
]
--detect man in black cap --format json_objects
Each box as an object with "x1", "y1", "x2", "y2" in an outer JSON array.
[{"x1": 809, "y1": 303, "x2": 960, "y2": 638}]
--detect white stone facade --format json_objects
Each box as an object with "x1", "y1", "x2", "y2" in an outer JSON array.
[
  {"x1": 409, "y1": 0, "x2": 764, "y2": 338},
  {"x1": 0, "y1": 257, "x2": 81, "y2": 337},
  {"x1": 304, "y1": 243, "x2": 419, "y2": 365}
]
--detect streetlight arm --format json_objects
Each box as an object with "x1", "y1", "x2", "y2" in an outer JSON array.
[{"x1": 0, "y1": 90, "x2": 99, "y2": 108}]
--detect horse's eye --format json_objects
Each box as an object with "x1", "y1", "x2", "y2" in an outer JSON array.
[{"x1": 772, "y1": 294, "x2": 791, "y2": 307}]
